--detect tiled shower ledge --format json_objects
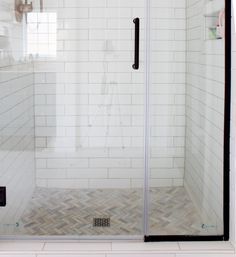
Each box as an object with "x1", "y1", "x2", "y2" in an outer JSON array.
[{"x1": 0, "y1": 241, "x2": 234, "y2": 256}]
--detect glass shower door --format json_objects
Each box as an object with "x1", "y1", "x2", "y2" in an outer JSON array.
[{"x1": 0, "y1": 0, "x2": 146, "y2": 237}]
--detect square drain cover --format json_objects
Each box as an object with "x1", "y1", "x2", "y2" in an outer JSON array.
[{"x1": 93, "y1": 218, "x2": 110, "y2": 227}]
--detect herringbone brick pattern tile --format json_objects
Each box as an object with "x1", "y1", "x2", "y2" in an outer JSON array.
[{"x1": 15, "y1": 187, "x2": 215, "y2": 236}]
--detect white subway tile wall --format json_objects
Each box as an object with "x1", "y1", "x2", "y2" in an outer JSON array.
[
  {"x1": 34, "y1": 0, "x2": 186, "y2": 189},
  {"x1": 0, "y1": 0, "x2": 35, "y2": 231},
  {"x1": 149, "y1": 0, "x2": 186, "y2": 187},
  {"x1": 185, "y1": 0, "x2": 225, "y2": 233},
  {"x1": 34, "y1": 0, "x2": 146, "y2": 189},
  {"x1": 33, "y1": 0, "x2": 144, "y2": 189}
]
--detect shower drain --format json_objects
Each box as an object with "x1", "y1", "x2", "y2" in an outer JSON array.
[{"x1": 93, "y1": 218, "x2": 110, "y2": 227}]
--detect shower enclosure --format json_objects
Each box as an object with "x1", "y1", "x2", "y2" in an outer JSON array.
[{"x1": 0, "y1": 0, "x2": 231, "y2": 241}]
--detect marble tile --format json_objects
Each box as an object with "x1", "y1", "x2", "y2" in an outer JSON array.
[
  {"x1": 43, "y1": 242, "x2": 111, "y2": 251},
  {"x1": 6, "y1": 187, "x2": 209, "y2": 237},
  {"x1": 107, "y1": 254, "x2": 175, "y2": 257},
  {"x1": 176, "y1": 255, "x2": 235, "y2": 257},
  {"x1": 38, "y1": 252, "x2": 106, "y2": 257},
  {"x1": 178, "y1": 242, "x2": 234, "y2": 251},
  {"x1": 0, "y1": 241, "x2": 44, "y2": 251},
  {"x1": 111, "y1": 242, "x2": 179, "y2": 251},
  {"x1": 0, "y1": 255, "x2": 36, "y2": 257}
]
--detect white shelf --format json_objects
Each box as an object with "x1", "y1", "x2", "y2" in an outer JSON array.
[{"x1": 204, "y1": 0, "x2": 224, "y2": 16}]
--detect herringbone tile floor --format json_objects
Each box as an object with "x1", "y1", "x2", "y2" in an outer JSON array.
[{"x1": 14, "y1": 187, "x2": 215, "y2": 236}]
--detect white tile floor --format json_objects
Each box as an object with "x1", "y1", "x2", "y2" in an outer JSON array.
[{"x1": 0, "y1": 241, "x2": 234, "y2": 257}]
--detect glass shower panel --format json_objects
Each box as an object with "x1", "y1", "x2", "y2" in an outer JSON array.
[
  {"x1": 0, "y1": 0, "x2": 145, "y2": 237},
  {"x1": 0, "y1": 0, "x2": 35, "y2": 236},
  {"x1": 148, "y1": 0, "x2": 225, "y2": 235}
]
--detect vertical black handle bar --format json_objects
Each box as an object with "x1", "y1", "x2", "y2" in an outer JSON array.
[{"x1": 132, "y1": 18, "x2": 140, "y2": 70}]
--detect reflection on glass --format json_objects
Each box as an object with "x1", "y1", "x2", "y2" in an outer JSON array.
[
  {"x1": 27, "y1": 13, "x2": 57, "y2": 57},
  {"x1": 0, "y1": 0, "x2": 227, "y2": 239}
]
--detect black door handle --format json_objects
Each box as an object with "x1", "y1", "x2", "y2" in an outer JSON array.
[{"x1": 132, "y1": 18, "x2": 140, "y2": 70}]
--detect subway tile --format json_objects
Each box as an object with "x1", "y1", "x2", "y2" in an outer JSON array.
[
  {"x1": 57, "y1": 8, "x2": 89, "y2": 19},
  {"x1": 185, "y1": 0, "x2": 225, "y2": 231},
  {"x1": 89, "y1": 179, "x2": 131, "y2": 188},
  {"x1": 46, "y1": 179, "x2": 89, "y2": 189},
  {"x1": 32, "y1": 0, "x2": 186, "y2": 190}
]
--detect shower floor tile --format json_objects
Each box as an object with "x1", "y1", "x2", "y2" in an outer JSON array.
[{"x1": 15, "y1": 187, "x2": 213, "y2": 236}]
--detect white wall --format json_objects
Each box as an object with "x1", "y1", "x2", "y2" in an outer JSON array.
[
  {"x1": 33, "y1": 0, "x2": 186, "y2": 189},
  {"x1": 0, "y1": 0, "x2": 35, "y2": 234},
  {"x1": 33, "y1": 0, "x2": 145, "y2": 189},
  {"x1": 149, "y1": 0, "x2": 186, "y2": 187},
  {"x1": 185, "y1": 0, "x2": 225, "y2": 234}
]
